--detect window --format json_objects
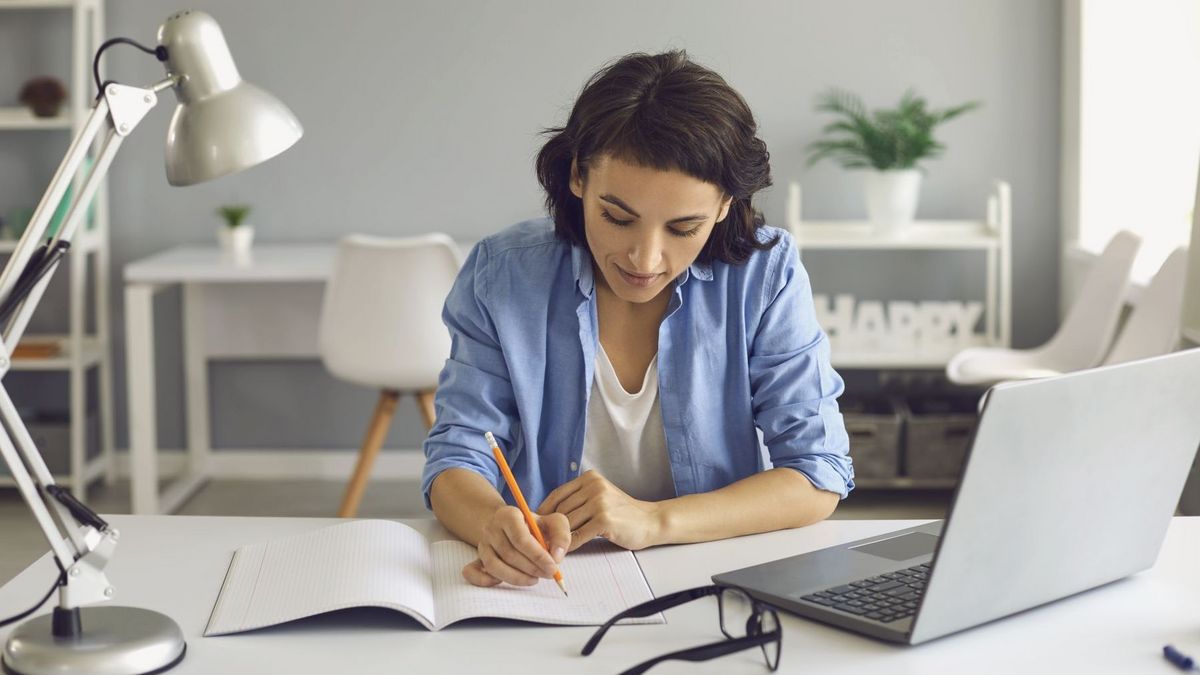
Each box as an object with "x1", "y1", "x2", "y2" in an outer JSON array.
[{"x1": 1071, "y1": 0, "x2": 1199, "y2": 283}]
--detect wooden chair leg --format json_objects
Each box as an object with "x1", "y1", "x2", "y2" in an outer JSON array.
[
  {"x1": 338, "y1": 389, "x2": 401, "y2": 518},
  {"x1": 417, "y1": 389, "x2": 437, "y2": 430}
]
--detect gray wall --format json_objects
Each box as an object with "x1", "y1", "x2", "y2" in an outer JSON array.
[{"x1": 0, "y1": 0, "x2": 1061, "y2": 452}]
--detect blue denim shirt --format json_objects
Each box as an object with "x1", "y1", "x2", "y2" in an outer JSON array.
[{"x1": 421, "y1": 217, "x2": 854, "y2": 511}]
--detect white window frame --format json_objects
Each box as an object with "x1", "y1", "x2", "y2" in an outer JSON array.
[{"x1": 1060, "y1": 0, "x2": 1199, "y2": 316}]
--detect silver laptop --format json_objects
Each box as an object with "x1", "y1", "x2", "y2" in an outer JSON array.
[{"x1": 712, "y1": 348, "x2": 1200, "y2": 645}]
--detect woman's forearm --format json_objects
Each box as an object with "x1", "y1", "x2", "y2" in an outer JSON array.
[
  {"x1": 429, "y1": 468, "x2": 508, "y2": 547},
  {"x1": 654, "y1": 467, "x2": 839, "y2": 546}
]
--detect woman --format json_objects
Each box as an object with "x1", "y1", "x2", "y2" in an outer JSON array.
[{"x1": 422, "y1": 50, "x2": 853, "y2": 589}]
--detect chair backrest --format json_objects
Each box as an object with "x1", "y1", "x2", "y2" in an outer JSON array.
[
  {"x1": 318, "y1": 233, "x2": 462, "y2": 390},
  {"x1": 1102, "y1": 247, "x2": 1188, "y2": 365},
  {"x1": 1042, "y1": 230, "x2": 1141, "y2": 370}
]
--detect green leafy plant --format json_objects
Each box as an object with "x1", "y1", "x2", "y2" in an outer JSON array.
[
  {"x1": 806, "y1": 88, "x2": 980, "y2": 171},
  {"x1": 216, "y1": 204, "x2": 251, "y2": 228}
]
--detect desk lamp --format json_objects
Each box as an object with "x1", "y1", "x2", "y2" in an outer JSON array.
[{"x1": 0, "y1": 10, "x2": 301, "y2": 674}]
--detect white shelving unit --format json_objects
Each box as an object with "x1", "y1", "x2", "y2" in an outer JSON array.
[
  {"x1": 0, "y1": 0, "x2": 115, "y2": 499},
  {"x1": 794, "y1": 180, "x2": 1013, "y2": 369},
  {"x1": 793, "y1": 181, "x2": 1012, "y2": 491}
]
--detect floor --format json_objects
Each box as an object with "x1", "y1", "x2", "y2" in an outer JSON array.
[{"x1": 0, "y1": 479, "x2": 951, "y2": 587}]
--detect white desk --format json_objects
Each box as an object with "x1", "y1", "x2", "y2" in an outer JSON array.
[
  {"x1": 124, "y1": 242, "x2": 478, "y2": 515},
  {"x1": 124, "y1": 245, "x2": 340, "y2": 515},
  {"x1": 2, "y1": 516, "x2": 1198, "y2": 674}
]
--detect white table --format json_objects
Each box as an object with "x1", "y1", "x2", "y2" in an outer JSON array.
[
  {"x1": 3, "y1": 516, "x2": 1198, "y2": 674},
  {"x1": 123, "y1": 241, "x2": 480, "y2": 515},
  {"x1": 124, "y1": 245, "x2": 340, "y2": 515}
]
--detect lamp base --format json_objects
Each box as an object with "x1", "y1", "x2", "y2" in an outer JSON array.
[{"x1": 2, "y1": 606, "x2": 185, "y2": 675}]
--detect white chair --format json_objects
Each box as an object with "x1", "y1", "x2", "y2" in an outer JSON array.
[
  {"x1": 1100, "y1": 247, "x2": 1188, "y2": 365},
  {"x1": 318, "y1": 234, "x2": 461, "y2": 517},
  {"x1": 946, "y1": 230, "x2": 1141, "y2": 386}
]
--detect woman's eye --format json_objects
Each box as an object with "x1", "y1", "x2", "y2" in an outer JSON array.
[
  {"x1": 600, "y1": 210, "x2": 633, "y2": 226},
  {"x1": 669, "y1": 227, "x2": 701, "y2": 238}
]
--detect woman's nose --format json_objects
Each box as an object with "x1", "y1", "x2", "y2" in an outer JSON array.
[{"x1": 627, "y1": 235, "x2": 663, "y2": 272}]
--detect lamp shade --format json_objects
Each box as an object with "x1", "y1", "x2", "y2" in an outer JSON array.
[{"x1": 158, "y1": 10, "x2": 302, "y2": 186}]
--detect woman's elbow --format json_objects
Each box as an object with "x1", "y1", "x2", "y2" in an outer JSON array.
[{"x1": 814, "y1": 489, "x2": 840, "y2": 522}]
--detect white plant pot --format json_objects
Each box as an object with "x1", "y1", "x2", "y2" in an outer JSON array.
[
  {"x1": 217, "y1": 225, "x2": 254, "y2": 259},
  {"x1": 864, "y1": 169, "x2": 922, "y2": 234}
]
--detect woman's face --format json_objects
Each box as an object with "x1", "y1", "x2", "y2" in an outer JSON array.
[{"x1": 570, "y1": 154, "x2": 732, "y2": 305}]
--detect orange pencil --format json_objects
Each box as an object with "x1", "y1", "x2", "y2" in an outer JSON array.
[{"x1": 485, "y1": 431, "x2": 568, "y2": 597}]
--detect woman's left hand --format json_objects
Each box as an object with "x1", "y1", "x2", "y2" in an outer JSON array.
[{"x1": 536, "y1": 470, "x2": 665, "y2": 552}]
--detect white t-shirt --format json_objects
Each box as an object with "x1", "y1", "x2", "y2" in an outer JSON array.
[{"x1": 579, "y1": 344, "x2": 676, "y2": 502}]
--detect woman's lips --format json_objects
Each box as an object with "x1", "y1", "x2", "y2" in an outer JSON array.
[{"x1": 617, "y1": 266, "x2": 661, "y2": 288}]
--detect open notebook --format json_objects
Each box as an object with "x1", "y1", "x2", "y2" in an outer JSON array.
[{"x1": 205, "y1": 519, "x2": 663, "y2": 635}]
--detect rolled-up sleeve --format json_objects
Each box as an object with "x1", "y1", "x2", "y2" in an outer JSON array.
[
  {"x1": 420, "y1": 240, "x2": 518, "y2": 509},
  {"x1": 748, "y1": 236, "x2": 854, "y2": 498}
]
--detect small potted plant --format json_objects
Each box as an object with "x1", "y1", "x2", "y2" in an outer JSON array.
[
  {"x1": 807, "y1": 88, "x2": 980, "y2": 233},
  {"x1": 216, "y1": 204, "x2": 254, "y2": 258},
  {"x1": 19, "y1": 76, "x2": 68, "y2": 118}
]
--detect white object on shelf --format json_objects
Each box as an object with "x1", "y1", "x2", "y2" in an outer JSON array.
[
  {"x1": 217, "y1": 224, "x2": 255, "y2": 260},
  {"x1": 794, "y1": 180, "x2": 1012, "y2": 370},
  {"x1": 785, "y1": 181, "x2": 802, "y2": 234},
  {"x1": 0, "y1": 0, "x2": 115, "y2": 499},
  {"x1": 814, "y1": 295, "x2": 985, "y2": 356},
  {"x1": 863, "y1": 168, "x2": 922, "y2": 233}
]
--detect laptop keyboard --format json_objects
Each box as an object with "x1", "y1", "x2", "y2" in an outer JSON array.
[{"x1": 799, "y1": 563, "x2": 930, "y2": 623}]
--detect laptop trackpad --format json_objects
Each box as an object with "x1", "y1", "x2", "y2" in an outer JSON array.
[{"x1": 850, "y1": 532, "x2": 939, "y2": 561}]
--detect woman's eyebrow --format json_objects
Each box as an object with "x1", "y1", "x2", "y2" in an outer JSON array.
[{"x1": 599, "y1": 194, "x2": 708, "y2": 224}]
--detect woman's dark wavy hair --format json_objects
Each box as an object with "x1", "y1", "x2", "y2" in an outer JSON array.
[{"x1": 535, "y1": 50, "x2": 778, "y2": 265}]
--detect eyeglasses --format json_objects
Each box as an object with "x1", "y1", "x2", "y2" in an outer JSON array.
[{"x1": 581, "y1": 584, "x2": 782, "y2": 675}]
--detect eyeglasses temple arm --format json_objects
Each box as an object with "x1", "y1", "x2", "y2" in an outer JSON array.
[
  {"x1": 618, "y1": 632, "x2": 780, "y2": 675},
  {"x1": 580, "y1": 585, "x2": 722, "y2": 656}
]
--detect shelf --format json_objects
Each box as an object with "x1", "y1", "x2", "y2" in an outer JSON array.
[
  {"x1": 794, "y1": 221, "x2": 1000, "y2": 250},
  {"x1": 8, "y1": 334, "x2": 105, "y2": 371},
  {"x1": 0, "y1": 229, "x2": 103, "y2": 254},
  {"x1": 0, "y1": 107, "x2": 71, "y2": 130},
  {"x1": 854, "y1": 477, "x2": 958, "y2": 490},
  {"x1": 830, "y1": 335, "x2": 991, "y2": 369},
  {"x1": 0, "y1": 0, "x2": 79, "y2": 9},
  {"x1": 0, "y1": 0, "x2": 112, "y2": 501},
  {"x1": 0, "y1": 452, "x2": 107, "y2": 487}
]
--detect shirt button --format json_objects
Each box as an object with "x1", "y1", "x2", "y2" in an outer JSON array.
[{"x1": 569, "y1": 461, "x2": 578, "y2": 472}]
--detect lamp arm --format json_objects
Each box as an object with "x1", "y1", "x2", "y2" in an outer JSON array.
[
  {"x1": 0, "y1": 100, "x2": 110, "y2": 316},
  {"x1": 1, "y1": 81, "x2": 164, "y2": 355},
  {"x1": 0, "y1": 79, "x2": 164, "y2": 611},
  {"x1": 1, "y1": 123, "x2": 124, "y2": 353}
]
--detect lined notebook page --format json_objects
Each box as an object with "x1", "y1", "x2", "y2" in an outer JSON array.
[
  {"x1": 431, "y1": 538, "x2": 664, "y2": 628},
  {"x1": 206, "y1": 520, "x2": 436, "y2": 635}
]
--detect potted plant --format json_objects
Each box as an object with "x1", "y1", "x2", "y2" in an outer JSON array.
[
  {"x1": 807, "y1": 88, "x2": 980, "y2": 233},
  {"x1": 19, "y1": 76, "x2": 68, "y2": 118},
  {"x1": 216, "y1": 204, "x2": 254, "y2": 258}
]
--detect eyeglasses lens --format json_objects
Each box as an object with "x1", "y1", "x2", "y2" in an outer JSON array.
[
  {"x1": 759, "y1": 609, "x2": 781, "y2": 670},
  {"x1": 718, "y1": 588, "x2": 754, "y2": 640}
]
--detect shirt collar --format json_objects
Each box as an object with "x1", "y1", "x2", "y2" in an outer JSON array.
[
  {"x1": 571, "y1": 243, "x2": 595, "y2": 298},
  {"x1": 571, "y1": 244, "x2": 714, "y2": 298}
]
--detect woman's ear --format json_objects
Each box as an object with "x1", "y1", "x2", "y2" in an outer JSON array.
[
  {"x1": 569, "y1": 158, "x2": 583, "y2": 199},
  {"x1": 716, "y1": 196, "x2": 733, "y2": 223}
]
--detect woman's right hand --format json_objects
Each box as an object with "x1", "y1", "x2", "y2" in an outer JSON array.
[{"x1": 461, "y1": 506, "x2": 571, "y2": 587}]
